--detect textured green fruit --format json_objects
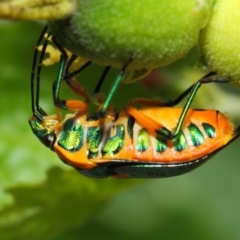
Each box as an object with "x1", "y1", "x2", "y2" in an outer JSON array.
[
  {"x1": 49, "y1": 0, "x2": 213, "y2": 70},
  {"x1": 199, "y1": 0, "x2": 240, "y2": 86}
]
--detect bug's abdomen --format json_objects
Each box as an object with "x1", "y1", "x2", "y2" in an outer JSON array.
[
  {"x1": 103, "y1": 108, "x2": 235, "y2": 163},
  {"x1": 53, "y1": 108, "x2": 235, "y2": 169}
]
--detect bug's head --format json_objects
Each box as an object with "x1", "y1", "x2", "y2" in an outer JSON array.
[{"x1": 29, "y1": 115, "x2": 58, "y2": 150}]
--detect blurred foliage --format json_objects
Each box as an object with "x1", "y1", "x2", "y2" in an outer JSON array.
[{"x1": 0, "y1": 21, "x2": 240, "y2": 240}]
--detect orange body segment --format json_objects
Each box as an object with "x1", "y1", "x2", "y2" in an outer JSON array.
[{"x1": 47, "y1": 107, "x2": 235, "y2": 169}]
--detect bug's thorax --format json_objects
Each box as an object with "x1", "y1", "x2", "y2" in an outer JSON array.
[{"x1": 51, "y1": 111, "x2": 128, "y2": 169}]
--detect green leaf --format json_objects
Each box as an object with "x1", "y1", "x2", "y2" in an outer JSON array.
[{"x1": 0, "y1": 167, "x2": 139, "y2": 239}]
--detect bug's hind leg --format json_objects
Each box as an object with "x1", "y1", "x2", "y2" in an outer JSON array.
[{"x1": 126, "y1": 72, "x2": 230, "y2": 140}]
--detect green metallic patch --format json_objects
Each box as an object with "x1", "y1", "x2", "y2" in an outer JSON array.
[
  {"x1": 87, "y1": 127, "x2": 103, "y2": 158},
  {"x1": 102, "y1": 124, "x2": 125, "y2": 156},
  {"x1": 57, "y1": 118, "x2": 83, "y2": 152},
  {"x1": 137, "y1": 128, "x2": 149, "y2": 152},
  {"x1": 173, "y1": 130, "x2": 187, "y2": 152},
  {"x1": 202, "y1": 122, "x2": 216, "y2": 138},
  {"x1": 188, "y1": 124, "x2": 204, "y2": 147},
  {"x1": 155, "y1": 135, "x2": 167, "y2": 153}
]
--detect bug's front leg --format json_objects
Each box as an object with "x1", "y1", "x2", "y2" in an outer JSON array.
[
  {"x1": 52, "y1": 77, "x2": 89, "y2": 114},
  {"x1": 50, "y1": 51, "x2": 91, "y2": 113}
]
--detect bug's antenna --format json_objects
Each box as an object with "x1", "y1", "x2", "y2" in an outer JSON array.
[
  {"x1": 36, "y1": 32, "x2": 51, "y2": 115},
  {"x1": 31, "y1": 25, "x2": 47, "y2": 115},
  {"x1": 31, "y1": 25, "x2": 50, "y2": 119}
]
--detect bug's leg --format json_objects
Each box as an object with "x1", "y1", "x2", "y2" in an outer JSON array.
[
  {"x1": 64, "y1": 61, "x2": 92, "y2": 104},
  {"x1": 99, "y1": 55, "x2": 136, "y2": 114},
  {"x1": 66, "y1": 64, "x2": 116, "y2": 116},
  {"x1": 53, "y1": 59, "x2": 93, "y2": 113},
  {"x1": 52, "y1": 35, "x2": 92, "y2": 95},
  {"x1": 64, "y1": 55, "x2": 92, "y2": 81},
  {"x1": 64, "y1": 61, "x2": 112, "y2": 111},
  {"x1": 52, "y1": 35, "x2": 118, "y2": 115},
  {"x1": 52, "y1": 58, "x2": 89, "y2": 113},
  {"x1": 125, "y1": 106, "x2": 163, "y2": 137},
  {"x1": 126, "y1": 72, "x2": 230, "y2": 140},
  {"x1": 90, "y1": 66, "x2": 120, "y2": 115},
  {"x1": 126, "y1": 72, "x2": 220, "y2": 108},
  {"x1": 93, "y1": 66, "x2": 111, "y2": 95},
  {"x1": 60, "y1": 66, "x2": 116, "y2": 118},
  {"x1": 51, "y1": 36, "x2": 92, "y2": 113},
  {"x1": 157, "y1": 73, "x2": 230, "y2": 139}
]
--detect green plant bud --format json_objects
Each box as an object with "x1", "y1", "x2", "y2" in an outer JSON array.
[
  {"x1": 49, "y1": 0, "x2": 213, "y2": 71},
  {"x1": 199, "y1": 0, "x2": 240, "y2": 87}
]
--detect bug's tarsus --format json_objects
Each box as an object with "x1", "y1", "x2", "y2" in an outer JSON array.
[
  {"x1": 156, "y1": 127, "x2": 175, "y2": 140},
  {"x1": 65, "y1": 54, "x2": 78, "y2": 73},
  {"x1": 64, "y1": 61, "x2": 92, "y2": 80},
  {"x1": 52, "y1": 35, "x2": 68, "y2": 60},
  {"x1": 199, "y1": 71, "x2": 230, "y2": 84},
  {"x1": 52, "y1": 36, "x2": 93, "y2": 79},
  {"x1": 93, "y1": 65, "x2": 111, "y2": 94}
]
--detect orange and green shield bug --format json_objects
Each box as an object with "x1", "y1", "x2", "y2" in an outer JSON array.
[{"x1": 29, "y1": 27, "x2": 240, "y2": 178}]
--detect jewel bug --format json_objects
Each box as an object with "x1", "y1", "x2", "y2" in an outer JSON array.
[{"x1": 29, "y1": 27, "x2": 240, "y2": 178}]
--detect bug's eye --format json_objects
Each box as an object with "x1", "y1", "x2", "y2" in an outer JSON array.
[{"x1": 41, "y1": 133, "x2": 56, "y2": 149}]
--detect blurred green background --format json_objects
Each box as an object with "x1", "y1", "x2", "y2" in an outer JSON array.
[{"x1": 1, "y1": 21, "x2": 240, "y2": 240}]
